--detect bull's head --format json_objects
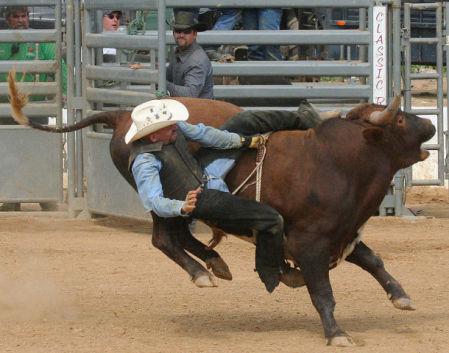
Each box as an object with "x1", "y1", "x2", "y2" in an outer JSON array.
[{"x1": 346, "y1": 96, "x2": 436, "y2": 168}]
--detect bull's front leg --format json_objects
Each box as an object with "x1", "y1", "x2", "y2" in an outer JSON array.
[
  {"x1": 289, "y1": 236, "x2": 355, "y2": 347},
  {"x1": 345, "y1": 241, "x2": 415, "y2": 310},
  {"x1": 151, "y1": 215, "x2": 217, "y2": 288}
]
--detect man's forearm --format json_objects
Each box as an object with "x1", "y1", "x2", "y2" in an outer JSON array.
[{"x1": 166, "y1": 81, "x2": 201, "y2": 98}]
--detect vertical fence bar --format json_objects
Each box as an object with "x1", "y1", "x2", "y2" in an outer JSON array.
[
  {"x1": 403, "y1": 4, "x2": 411, "y2": 110},
  {"x1": 158, "y1": 0, "x2": 167, "y2": 93},
  {"x1": 403, "y1": 4, "x2": 413, "y2": 187},
  {"x1": 66, "y1": 0, "x2": 76, "y2": 207},
  {"x1": 392, "y1": 0, "x2": 402, "y2": 97},
  {"x1": 393, "y1": 0, "x2": 404, "y2": 215},
  {"x1": 436, "y1": 4, "x2": 445, "y2": 185},
  {"x1": 359, "y1": 7, "x2": 367, "y2": 92},
  {"x1": 54, "y1": 0, "x2": 64, "y2": 203},
  {"x1": 446, "y1": 2, "x2": 449, "y2": 181},
  {"x1": 54, "y1": 0, "x2": 62, "y2": 126},
  {"x1": 368, "y1": 4, "x2": 373, "y2": 102},
  {"x1": 75, "y1": 0, "x2": 84, "y2": 196}
]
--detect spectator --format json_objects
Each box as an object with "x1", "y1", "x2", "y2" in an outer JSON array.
[
  {"x1": 243, "y1": 9, "x2": 283, "y2": 61},
  {"x1": 0, "y1": 6, "x2": 67, "y2": 91},
  {"x1": 166, "y1": 11, "x2": 213, "y2": 99},
  {"x1": 0, "y1": 6, "x2": 66, "y2": 211},
  {"x1": 102, "y1": 10, "x2": 122, "y2": 32},
  {"x1": 204, "y1": 8, "x2": 282, "y2": 62},
  {"x1": 102, "y1": 10, "x2": 122, "y2": 61},
  {"x1": 204, "y1": 8, "x2": 242, "y2": 61}
]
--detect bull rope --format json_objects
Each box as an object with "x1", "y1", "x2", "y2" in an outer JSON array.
[{"x1": 232, "y1": 133, "x2": 271, "y2": 202}]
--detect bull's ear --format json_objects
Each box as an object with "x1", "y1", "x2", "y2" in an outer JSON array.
[{"x1": 362, "y1": 127, "x2": 385, "y2": 144}]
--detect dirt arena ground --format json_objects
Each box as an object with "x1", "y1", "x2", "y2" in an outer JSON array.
[{"x1": 0, "y1": 187, "x2": 448, "y2": 353}]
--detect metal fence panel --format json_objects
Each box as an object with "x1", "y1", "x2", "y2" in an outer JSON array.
[
  {"x1": 0, "y1": 127, "x2": 62, "y2": 202},
  {"x1": 0, "y1": 0, "x2": 64, "y2": 206},
  {"x1": 85, "y1": 132, "x2": 147, "y2": 219}
]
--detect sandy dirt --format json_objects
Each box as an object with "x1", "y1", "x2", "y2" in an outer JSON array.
[{"x1": 0, "y1": 187, "x2": 449, "y2": 353}]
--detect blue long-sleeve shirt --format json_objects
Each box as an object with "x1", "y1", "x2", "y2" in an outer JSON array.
[{"x1": 132, "y1": 121, "x2": 241, "y2": 217}]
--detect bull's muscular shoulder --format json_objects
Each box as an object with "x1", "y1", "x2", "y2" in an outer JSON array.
[{"x1": 173, "y1": 97, "x2": 242, "y2": 128}]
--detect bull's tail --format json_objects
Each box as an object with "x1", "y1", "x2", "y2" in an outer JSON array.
[{"x1": 8, "y1": 69, "x2": 124, "y2": 133}]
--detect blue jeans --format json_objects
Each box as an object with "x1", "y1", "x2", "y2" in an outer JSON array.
[
  {"x1": 243, "y1": 8, "x2": 283, "y2": 61},
  {"x1": 212, "y1": 8, "x2": 241, "y2": 30}
]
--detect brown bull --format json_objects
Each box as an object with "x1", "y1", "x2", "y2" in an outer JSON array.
[{"x1": 8, "y1": 71, "x2": 435, "y2": 346}]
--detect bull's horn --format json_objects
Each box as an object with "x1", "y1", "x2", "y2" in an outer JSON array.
[{"x1": 367, "y1": 95, "x2": 401, "y2": 126}]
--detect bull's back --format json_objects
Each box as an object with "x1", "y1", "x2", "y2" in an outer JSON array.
[
  {"x1": 175, "y1": 97, "x2": 243, "y2": 127},
  {"x1": 226, "y1": 129, "x2": 349, "y2": 226}
]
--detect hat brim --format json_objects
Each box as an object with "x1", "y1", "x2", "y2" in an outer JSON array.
[
  {"x1": 125, "y1": 99, "x2": 189, "y2": 144},
  {"x1": 125, "y1": 120, "x2": 178, "y2": 144},
  {"x1": 169, "y1": 22, "x2": 207, "y2": 32},
  {"x1": 103, "y1": 10, "x2": 122, "y2": 16}
]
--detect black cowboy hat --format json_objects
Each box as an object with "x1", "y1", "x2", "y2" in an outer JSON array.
[{"x1": 169, "y1": 11, "x2": 207, "y2": 32}]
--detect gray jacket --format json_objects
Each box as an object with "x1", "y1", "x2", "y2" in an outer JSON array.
[{"x1": 166, "y1": 41, "x2": 214, "y2": 99}]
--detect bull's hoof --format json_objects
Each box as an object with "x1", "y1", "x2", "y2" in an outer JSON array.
[
  {"x1": 192, "y1": 273, "x2": 218, "y2": 288},
  {"x1": 392, "y1": 296, "x2": 416, "y2": 311},
  {"x1": 327, "y1": 335, "x2": 355, "y2": 347},
  {"x1": 280, "y1": 267, "x2": 305, "y2": 288},
  {"x1": 205, "y1": 257, "x2": 232, "y2": 281}
]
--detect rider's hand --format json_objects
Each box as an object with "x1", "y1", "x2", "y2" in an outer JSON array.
[
  {"x1": 181, "y1": 187, "x2": 202, "y2": 215},
  {"x1": 129, "y1": 63, "x2": 144, "y2": 70},
  {"x1": 240, "y1": 135, "x2": 265, "y2": 149}
]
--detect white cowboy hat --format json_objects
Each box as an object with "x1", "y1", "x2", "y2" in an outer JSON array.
[{"x1": 125, "y1": 99, "x2": 189, "y2": 144}]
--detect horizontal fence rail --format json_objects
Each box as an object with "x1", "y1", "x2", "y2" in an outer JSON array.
[
  {"x1": 0, "y1": 82, "x2": 57, "y2": 96},
  {"x1": 0, "y1": 61, "x2": 58, "y2": 73},
  {"x1": 0, "y1": 30, "x2": 58, "y2": 43},
  {"x1": 165, "y1": 0, "x2": 376, "y2": 7},
  {"x1": 85, "y1": 30, "x2": 370, "y2": 48},
  {"x1": 0, "y1": 103, "x2": 58, "y2": 118},
  {"x1": 86, "y1": 87, "x2": 155, "y2": 105},
  {"x1": 83, "y1": 0, "x2": 377, "y2": 9},
  {"x1": 211, "y1": 61, "x2": 371, "y2": 77},
  {"x1": 214, "y1": 84, "x2": 371, "y2": 99},
  {"x1": 0, "y1": 0, "x2": 57, "y2": 5},
  {"x1": 85, "y1": 65, "x2": 158, "y2": 83}
]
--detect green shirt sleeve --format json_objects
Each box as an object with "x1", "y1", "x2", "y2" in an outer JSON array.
[{"x1": 39, "y1": 42, "x2": 67, "y2": 95}]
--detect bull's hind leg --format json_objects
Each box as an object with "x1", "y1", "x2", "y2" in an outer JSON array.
[
  {"x1": 346, "y1": 241, "x2": 415, "y2": 310},
  {"x1": 289, "y1": 236, "x2": 355, "y2": 347},
  {"x1": 151, "y1": 216, "x2": 217, "y2": 288},
  {"x1": 181, "y1": 230, "x2": 233, "y2": 281}
]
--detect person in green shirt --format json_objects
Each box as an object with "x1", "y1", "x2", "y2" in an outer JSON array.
[
  {"x1": 0, "y1": 6, "x2": 66, "y2": 212},
  {"x1": 0, "y1": 6, "x2": 67, "y2": 101}
]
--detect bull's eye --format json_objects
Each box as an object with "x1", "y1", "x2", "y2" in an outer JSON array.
[{"x1": 397, "y1": 116, "x2": 405, "y2": 126}]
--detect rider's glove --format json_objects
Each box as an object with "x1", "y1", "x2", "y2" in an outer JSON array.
[{"x1": 240, "y1": 135, "x2": 265, "y2": 149}]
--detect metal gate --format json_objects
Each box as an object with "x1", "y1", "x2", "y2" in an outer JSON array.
[
  {"x1": 403, "y1": 2, "x2": 446, "y2": 187},
  {"x1": 384, "y1": 1, "x2": 449, "y2": 216},
  {"x1": 71, "y1": 0, "x2": 379, "y2": 219},
  {"x1": 0, "y1": 0, "x2": 64, "y2": 207},
  {"x1": 66, "y1": 0, "x2": 447, "y2": 218}
]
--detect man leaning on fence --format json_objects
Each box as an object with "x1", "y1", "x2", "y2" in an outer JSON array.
[{"x1": 165, "y1": 11, "x2": 214, "y2": 99}]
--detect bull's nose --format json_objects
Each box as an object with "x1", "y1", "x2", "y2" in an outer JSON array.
[
  {"x1": 428, "y1": 123, "x2": 436, "y2": 138},
  {"x1": 423, "y1": 120, "x2": 436, "y2": 141}
]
